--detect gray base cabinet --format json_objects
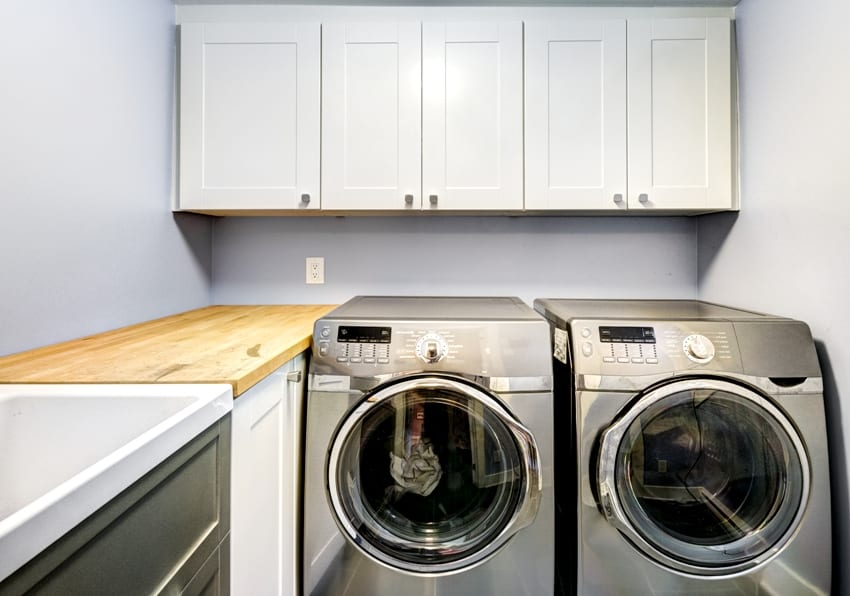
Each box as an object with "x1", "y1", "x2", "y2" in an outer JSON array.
[{"x1": 0, "y1": 416, "x2": 231, "y2": 596}]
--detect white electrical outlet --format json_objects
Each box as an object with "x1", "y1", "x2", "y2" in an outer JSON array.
[{"x1": 306, "y1": 257, "x2": 324, "y2": 284}]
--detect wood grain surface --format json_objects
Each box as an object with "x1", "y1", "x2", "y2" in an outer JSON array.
[{"x1": 0, "y1": 305, "x2": 337, "y2": 396}]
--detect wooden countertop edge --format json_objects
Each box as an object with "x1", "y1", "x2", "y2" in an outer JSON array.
[
  {"x1": 0, "y1": 305, "x2": 338, "y2": 397},
  {"x1": 231, "y1": 336, "x2": 314, "y2": 396}
]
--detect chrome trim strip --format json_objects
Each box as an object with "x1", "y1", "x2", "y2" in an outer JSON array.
[
  {"x1": 578, "y1": 372, "x2": 822, "y2": 395},
  {"x1": 310, "y1": 373, "x2": 551, "y2": 394}
]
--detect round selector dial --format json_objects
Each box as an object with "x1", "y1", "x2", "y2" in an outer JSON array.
[
  {"x1": 415, "y1": 333, "x2": 448, "y2": 364},
  {"x1": 683, "y1": 334, "x2": 716, "y2": 364}
]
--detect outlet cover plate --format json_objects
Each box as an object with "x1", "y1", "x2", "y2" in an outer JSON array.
[{"x1": 306, "y1": 257, "x2": 324, "y2": 284}]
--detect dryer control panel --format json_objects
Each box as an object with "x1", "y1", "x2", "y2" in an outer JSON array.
[{"x1": 568, "y1": 320, "x2": 742, "y2": 377}]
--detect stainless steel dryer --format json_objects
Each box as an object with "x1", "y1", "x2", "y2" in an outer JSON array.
[
  {"x1": 303, "y1": 297, "x2": 554, "y2": 596},
  {"x1": 534, "y1": 299, "x2": 831, "y2": 596}
]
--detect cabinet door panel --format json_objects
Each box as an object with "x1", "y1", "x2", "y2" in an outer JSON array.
[
  {"x1": 423, "y1": 22, "x2": 523, "y2": 210},
  {"x1": 230, "y1": 362, "x2": 288, "y2": 595},
  {"x1": 525, "y1": 21, "x2": 626, "y2": 210},
  {"x1": 230, "y1": 354, "x2": 306, "y2": 596},
  {"x1": 282, "y1": 353, "x2": 306, "y2": 596},
  {"x1": 179, "y1": 23, "x2": 320, "y2": 210},
  {"x1": 322, "y1": 23, "x2": 421, "y2": 210},
  {"x1": 628, "y1": 18, "x2": 732, "y2": 210}
]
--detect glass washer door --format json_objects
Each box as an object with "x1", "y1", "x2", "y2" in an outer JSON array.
[
  {"x1": 326, "y1": 375, "x2": 542, "y2": 575},
  {"x1": 597, "y1": 378, "x2": 810, "y2": 577}
]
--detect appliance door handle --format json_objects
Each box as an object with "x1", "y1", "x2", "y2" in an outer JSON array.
[{"x1": 500, "y1": 416, "x2": 543, "y2": 533}]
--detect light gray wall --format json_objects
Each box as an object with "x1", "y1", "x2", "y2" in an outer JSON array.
[
  {"x1": 212, "y1": 216, "x2": 697, "y2": 305},
  {"x1": 698, "y1": 0, "x2": 850, "y2": 585},
  {"x1": 0, "y1": 0, "x2": 212, "y2": 356}
]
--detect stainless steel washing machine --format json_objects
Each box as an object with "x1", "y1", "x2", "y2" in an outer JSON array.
[
  {"x1": 534, "y1": 299, "x2": 831, "y2": 596},
  {"x1": 303, "y1": 297, "x2": 554, "y2": 596}
]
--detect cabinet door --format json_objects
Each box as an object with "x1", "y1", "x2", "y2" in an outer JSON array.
[
  {"x1": 525, "y1": 21, "x2": 626, "y2": 211},
  {"x1": 423, "y1": 22, "x2": 523, "y2": 211},
  {"x1": 179, "y1": 23, "x2": 320, "y2": 211},
  {"x1": 230, "y1": 354, "x2": 305, "y2": 595},
  {"x1": 628, "y1": 18, "x2": 732, "y2": 210},
  {"x1": 322, "y1": 23, "x2": 421, "y2": 211},
  {"x1": 281, "y1": 352, "x2": 306, "y2": 596}
]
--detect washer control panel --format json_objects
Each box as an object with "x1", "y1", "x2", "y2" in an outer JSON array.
[{"x1": 569, "y1": 320, "x2": 741, "y2": 375}]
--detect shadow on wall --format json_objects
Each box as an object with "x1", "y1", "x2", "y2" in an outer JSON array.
[
  {"x1": 815, "y1": 340, "x2": 846, "y2": 595},
  {"x1": 695, "y1": 211, "x2": 739, "y2": 278},
  {"x1": 173, "y1": 212, "x2": 213, "y2": 283}
]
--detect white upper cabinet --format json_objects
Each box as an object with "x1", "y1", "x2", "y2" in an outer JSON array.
[
  {"x1": 525, "y1": 20, "x2": 627, "y2": 211},
  {"x1": 321, "y1": 23, "x2": 422, "y2": 211},
  {"x1": 526, "y1": 17, "x2": 733, "y2": 212},
  {"x1": 176, "y1": 11, "x2": 736, "y2": 215},
  {"x1": 321, "y1": 21, "x2": 523, "y2": 211},
  {"x1": 628, "y1": 18, "x2": 733, "y2": 211},
  {"x1": 422, "y1": 22, "x2": 523, "y2": 211},
  {"x1": 179, "y1": 23, "x2": 320, "y2": 211}
]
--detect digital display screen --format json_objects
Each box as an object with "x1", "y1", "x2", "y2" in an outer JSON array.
[
  {"x1": 337, "y1": 326, "x2": 392, "y2": 343},
  {"x1": 599, "y1": 326, "x2": 656, "y2": 344}
]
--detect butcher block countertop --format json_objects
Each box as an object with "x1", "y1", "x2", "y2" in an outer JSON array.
[{"x1": 0, "y1": 305, "x2": 337, "y2": 397}]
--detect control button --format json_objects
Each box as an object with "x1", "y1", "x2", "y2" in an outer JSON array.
[
  {"x1": 364, "y1": 358, "x2": 376, "y2": 364},
  {"x1": 582, "y1": 342, "x2": 593, "y2": 357},
  {"x1": 631, "y1": 358, "x2": 644, "y2": 364},
  {"x1": 350, "y1": 357, "x2": 362, "y2": 363},
  {"x1": 617, "y1": 357, "x2": 629, "y2": 363},
  {"x1": 320, "y1": 326, "x2": 330, "y2": 338},
  {"x1": 580, "y1": 327, "x2": 592, "y2": 339},
  {"x1": 378, "y1": 358, "x2": 390, "y2": 364},
  {"x1": 646, "y1": 358, "x2": 659, "y2": 364},
  {"x1": 603, "y1": 357, "x2": 615, "y2": 363},
  {"x1": 319, "y1": 342, "x2": 329, "y2": 356},
  {"x1": 336, "y1": 356, "x2": 348, "y2": 362}
]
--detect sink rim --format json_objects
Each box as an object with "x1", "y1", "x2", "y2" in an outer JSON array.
[{"x1": 0, "y1": 383, "x2": 233, "y2": 583}]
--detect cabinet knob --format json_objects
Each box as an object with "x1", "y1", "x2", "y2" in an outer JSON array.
[
  {"x1": 638, "y1": 193, "x2": 649, "y2": 204},
  {"x1": 286, "y1": 370, "x2": 302, "y2": 383},
  {"x1": 429, "y1": 194, "x2": 438, "y2": 205},
  {"x1": 404, "y1": 194, "x2": 414, "y2": 205},
  {"x1": 301, "y1": 193, "x2": 311, "y2": 204},
  {"x1": 613, "y1": 193, "x2": 624, "y2": 204}
]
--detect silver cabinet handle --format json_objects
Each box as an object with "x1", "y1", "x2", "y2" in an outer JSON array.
[
  {"x1": 286, "y1": 370, "x2": 302, "y2": 383},
  {"x1": 638, "y1": 193, "x2": 649, "y2": 203},
  {"x1": 301, "y1": 193, "x2": 311, "y2": 204},
  {"x1": 429, "y1": 194, "x2": 438, "y2": 205},
  {"x1": 613, "y1": 193, "x2": 624, "y2": 204},
  {"x1": 404, "y1": 194, "x2": 414, "y2": 205}
]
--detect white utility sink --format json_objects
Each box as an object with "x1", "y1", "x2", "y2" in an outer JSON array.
[{"x1": 0, "y1": 383, "x2": 233, "y2": 582}]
